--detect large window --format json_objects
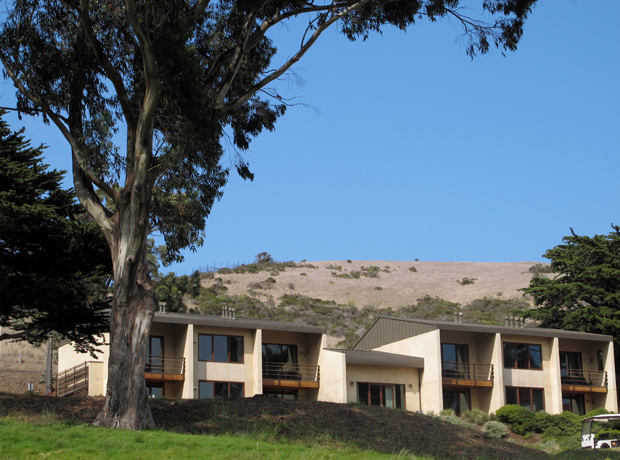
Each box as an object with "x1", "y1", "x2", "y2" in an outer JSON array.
[
  {"x1": 563, "y1": 394, "x2": 585, "y2": 416},
  {"x1": 198, "y1": 334, "x2": 243, "y2": 363},
  {"x1": 443, "y1": 388, "x2": 470, "y2": 416},
  {"x1": 503, "y1": 343, "x2": 542, "y2": 370},
  {"x1": 147, "y1": 336, "x2": 164, "y2": 372},
  {"x1": 262, "y1": 344, "x2": 298, "y2": 365},
  {"x1": 441, "y1": 343, "x2": 470, "y2": 379},
  {"x1": 198, "y1": 381, "x2": 244, "y2": 399},
  {"x1": 147, "y1": 383, "x2": 164, "y2": 399},
  {"x1": 506, "y1": 387, "x2": 544, "y2": 412},
  {"x1": 357, "y1": 383, "x2": 405, "y2": 409}
]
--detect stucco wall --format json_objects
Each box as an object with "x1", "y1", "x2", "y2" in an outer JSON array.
[
  {"x1": 317, "y1": 349, "x2": 346, "y2": 403},
  {"x1": 373, "y1": 329, "x2": 442, "y2": 413},
  {"x1": 345, "y1": 363, "x2": 420, "y2": 411}
]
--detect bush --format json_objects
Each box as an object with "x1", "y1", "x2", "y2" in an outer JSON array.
[
  {"x1": 495, "y1": 405, "x2": 537, "y2": 435},
  {"x1": 457, "y1": 277, "x2": 476, "y2": 285},
  {"x1": 584, "y1": 408, "x2": 611, "y2": 418},
  {"x1": 461, "y1": 409, "x2": 489, "y2": 426},
  {"x1": 408, "y1": 266, "x2": 417, "y2": 272},
  {"x1": 481, "y1": 421, "x2": 509, "y2": 439},
  {"x1": 537, "y1": 411, "x2": 581, "y2": 438},
  {"x1": 440, "y1": 414, "x2": 473, "y2": 429},
  {"x1": 217, "y1": 267, "x2": 233, "y2": 274}
]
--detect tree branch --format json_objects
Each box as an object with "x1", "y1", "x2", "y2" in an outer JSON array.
[
  {"x1": 77, "y1": 0, "x2": 137, "y2": 131},
  {"x1": 223, "y1": 0, "x2": 373, "y2": 111}
]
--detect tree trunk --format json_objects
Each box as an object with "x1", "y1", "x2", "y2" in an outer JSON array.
[
  {"x1": 45, "y1": 337, "x2": 53, "y2": 395},
  {"x1": 93, "y1": 275, "x2": 157, "y2": 430}
]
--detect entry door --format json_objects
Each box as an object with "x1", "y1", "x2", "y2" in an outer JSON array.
[{"x1": 560, "y1": 352, "x2": 583, "y2": 383}]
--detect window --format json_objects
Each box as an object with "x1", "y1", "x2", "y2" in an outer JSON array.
[
  {"x1": 506, "y1": 387, "x2": 544, "y2": 412},
  {"x1": 357, "y1": 383, "x2": 405, "y2": 409},
  {"x1": 443, "y1": 388, "x2": 470, "y2": 416},
  {"x1": 199, "y1": 381, "x2": 244, "y2": 399},
  {"x1": 563, "y1": 394, "x2": 585, "y2": 416},
  {"x1": 147, "y1": 383, "x2": 164, "y2": 399},
  {"x1": 597, "y1": 350, "x2": 604, "y2": 371},
  {"x1": 147, "y1": 336, "x2": 164, "y2": 372},
  {"x1": 503, "y1": 343, "x2": 542, "y2": 370},
  {"x1": 560, "y1": 351, "x2": 584, "y2": 383},
  {"x1": 198, "y1": 335, "x2": 243, "y2": 363},
  {"x1": 264, "y1": 389, "x2": 298, "y2": 400},
  {"x1": 441, "y1": 343, "x2": 470, "y2": 379},
  {"x1": 262, "y1": 344, "x2": 298, "y2": 365}
]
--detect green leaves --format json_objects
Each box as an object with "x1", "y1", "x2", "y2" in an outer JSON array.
[{"x1": 523, "y1": 226, "x2": 620, "y2": 337}]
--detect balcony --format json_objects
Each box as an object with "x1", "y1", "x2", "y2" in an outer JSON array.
[
  {"x1": 561, "y1": 369, "x2": 607, "y2": 394},
  {"x1": 145, "y1": 355, "x2": 185, "y2": 382},
  {"x1": 262, "y1": 363, "x2": 320, "y2": 389},
  {"x1": 442, "y1": 362, "x2": 494, "y2": 388}
]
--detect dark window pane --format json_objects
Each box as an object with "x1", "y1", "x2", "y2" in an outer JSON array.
[
  {"x1": 503, "y1": 344, "x2": 516, "y2": 368},
  {"x1": 358, "y1": 383, "x2": 369, "y2": 405},
  {"x1": 532, "y1": 389, "x2": 544, "y2": 412},
  {"x1": 230, "y1": 383, "x2": 243, "y2": 398},
  {"x1": 519, "y1": 387, "x2": 532, "y2": 410},
  {"x1": 506, "y1": 387, "x2": 518, "y2": 405},
  {"x1": 282, "y1": 345, "x2": 298, "y2": 364},
  {"x1": 148, "y1": 385, "x2": 164, "y2": 399},
  {"x1": 229, "y1": 337, "x2": 243, "y2": 363},
  {"x1": 443, "y1": 389, "x2": 459, "y2": 414},
  {"x1": 598, "y1": 350, "x2": 604, "y2": 371},
  {"x1": 199, "y1": 381, "x2": 213, "y2": 399},
  {"x1": 266, "y1": 344, "x2": 282, "y2": 363},
  {"x1": 395, "y1": 385, "x2": 405, "y2": 410},
  {"x1": 529, "y1": 345, "x2": 542, "y2": 370},
  {"x1": 563, "y1": 397, "x2": 571, "y2": 412},
  {"x1": 383, "y1": 385, "x2": 395, "y2": 409},
  {"x1": 214, "y1": 382, "x2": 228, "y2": 399},
  {"x1": 213, "y1": 335, "x2": 228, "y2": 362},
  {"x1": 442, "y1": 344, "x2": 457, "y2": 363},
  {"x1": 370, "y1": 385, "x2": 381, "y2": 406},
  {"x1": 516, "y1": 344, "x2": 528, "y2": 369},
  {"x1": 199, "y1": 335, "x2": 212, "y2": 361},
  {"x1": 459, "y1": 390, "x2": 471, "y2": 414}
]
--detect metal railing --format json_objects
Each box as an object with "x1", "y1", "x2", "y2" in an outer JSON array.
[
  {"x1": 57, "y1": 362, "x2": 89, "y2": 397},
  {"x1": 145, "y1": 355, "x2": 185, "y2": 376},
  {"x1": 561, "y1": 369, "x2": 607, "y2": 387},
  {"x1": 441, "y1": 362, "x2": 494, "y2": 381},
  {"x1": 262, "y1": 362, "x2": 320, "y2": 383}
]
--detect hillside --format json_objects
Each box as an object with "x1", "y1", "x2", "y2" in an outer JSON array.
[
  {"x1": 196, "y1": 260, "x2": 543, "y2": 309},
  {"x1": 0, "y1": 393, "x2": 551, "y2": 460}
]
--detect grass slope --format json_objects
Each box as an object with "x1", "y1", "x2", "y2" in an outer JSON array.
[{"x1": 0, "y1": 393, "x2": 550, "y2": 460}]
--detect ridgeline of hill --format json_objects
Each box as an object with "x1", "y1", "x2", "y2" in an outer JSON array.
[{"x1": 184, "y1": 260, "x2": 550, "y2": 347}]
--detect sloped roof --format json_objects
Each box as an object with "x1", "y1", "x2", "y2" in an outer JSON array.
[
  {"x1": 353, "y1": 316, "x2": 613, "y2": 351},
  {"x1": 153, "y1": 312, "x2": 326, "y2": 334}
]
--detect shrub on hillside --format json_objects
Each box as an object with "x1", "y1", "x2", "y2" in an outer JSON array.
[
  {"x1": 495, "y1": 405, "x2": 537, "y2": 435},
  {"x1": 461, "y1": 409, "x2": 489, "y2": 426},
  {"x1": 481, "y1": 421, "x2": 509, "y2": 439},
  {"x1": 536, "y1": 411, "x2": 580, "y2": 438}
]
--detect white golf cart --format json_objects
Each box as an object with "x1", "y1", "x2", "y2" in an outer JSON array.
[{"x1": 581, "y1": 413, "x2": 620, "y2": 449}]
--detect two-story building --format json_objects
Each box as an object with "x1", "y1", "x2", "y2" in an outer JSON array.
[
  {"x1": 57, "y1": 312, "x2": 618, "y2": 416},
  {"x1": 350, "y1": 316, "x2": 618, "y2": 416}
]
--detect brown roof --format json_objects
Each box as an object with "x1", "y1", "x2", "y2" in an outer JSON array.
[
  {"x1": 153, "y1": 312, "x2": 326, "y2": 334},
  {"x1": 325, "y1": 348, "x2": 424, "y2": 368},
  {"x1": 353, "y1": 316, "x2": 613, "y2": 351}
]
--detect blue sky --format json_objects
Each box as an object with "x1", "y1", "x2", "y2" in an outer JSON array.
[{"x1": 1, "y1": 1, "x2": 619, "y2": 275}]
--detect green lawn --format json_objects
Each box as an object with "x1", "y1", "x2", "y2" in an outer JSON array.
[{"x1": 0, "y1": 418, "x2": 433, "y2": 460}]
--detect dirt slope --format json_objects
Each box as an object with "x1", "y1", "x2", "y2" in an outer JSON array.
[{"x1": 205, "y1": 260, "x2": 543, "y2": 309}]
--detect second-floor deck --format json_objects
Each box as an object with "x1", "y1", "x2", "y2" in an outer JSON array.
[
  {"x1": 145, "y1": 355, "x2": 185, "y2": 382},
  {"x1": 561, "y1": 369, "x2": 608, "y2": 394},
  {"x1": 442, "y1": 362, "x2": 494, "y2": 388},
  {"x1": 262, "y1": 363, "x2": 320, "y2": 389}
]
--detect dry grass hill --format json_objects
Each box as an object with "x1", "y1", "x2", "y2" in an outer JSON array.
[{"x1": 199, "y1": 260, "x2": 543, "y2": 309}]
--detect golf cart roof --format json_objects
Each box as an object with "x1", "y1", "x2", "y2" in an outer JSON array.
[{"x1": 582, "y1": 414, "x2": 620, "y2": 423}]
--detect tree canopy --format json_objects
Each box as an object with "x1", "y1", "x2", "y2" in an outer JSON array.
[
  {"x1": 523, "y1": 226, "x2": 620, "y2": 337},
  {"x1": 0, "y1": 111, "x2": 112, "y2": 351},
  {"x1": 0, "y1": 0, "x2": 540, "y2": 429}
]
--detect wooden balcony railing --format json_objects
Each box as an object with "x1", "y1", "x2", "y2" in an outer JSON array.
[
  {"x1": 561, "y1": 369, "x2": 607, "y2": 391},
  {"x1": 145, "y1": 355, "x2": 185, "y2": 382},
  {"x1": 57, "y1": 362, "x2": 89, "y2": 397},
  {"x1": 442, "y1": 362, "x2": 494, "y2": 388},
  {"x1": 262, "y1": 363, "x2": 320, "y2": 389}
]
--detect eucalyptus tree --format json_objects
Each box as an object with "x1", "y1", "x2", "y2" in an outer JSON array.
[{"x1": 0, "y1": 0, "x2": 538, "y2": 429}]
